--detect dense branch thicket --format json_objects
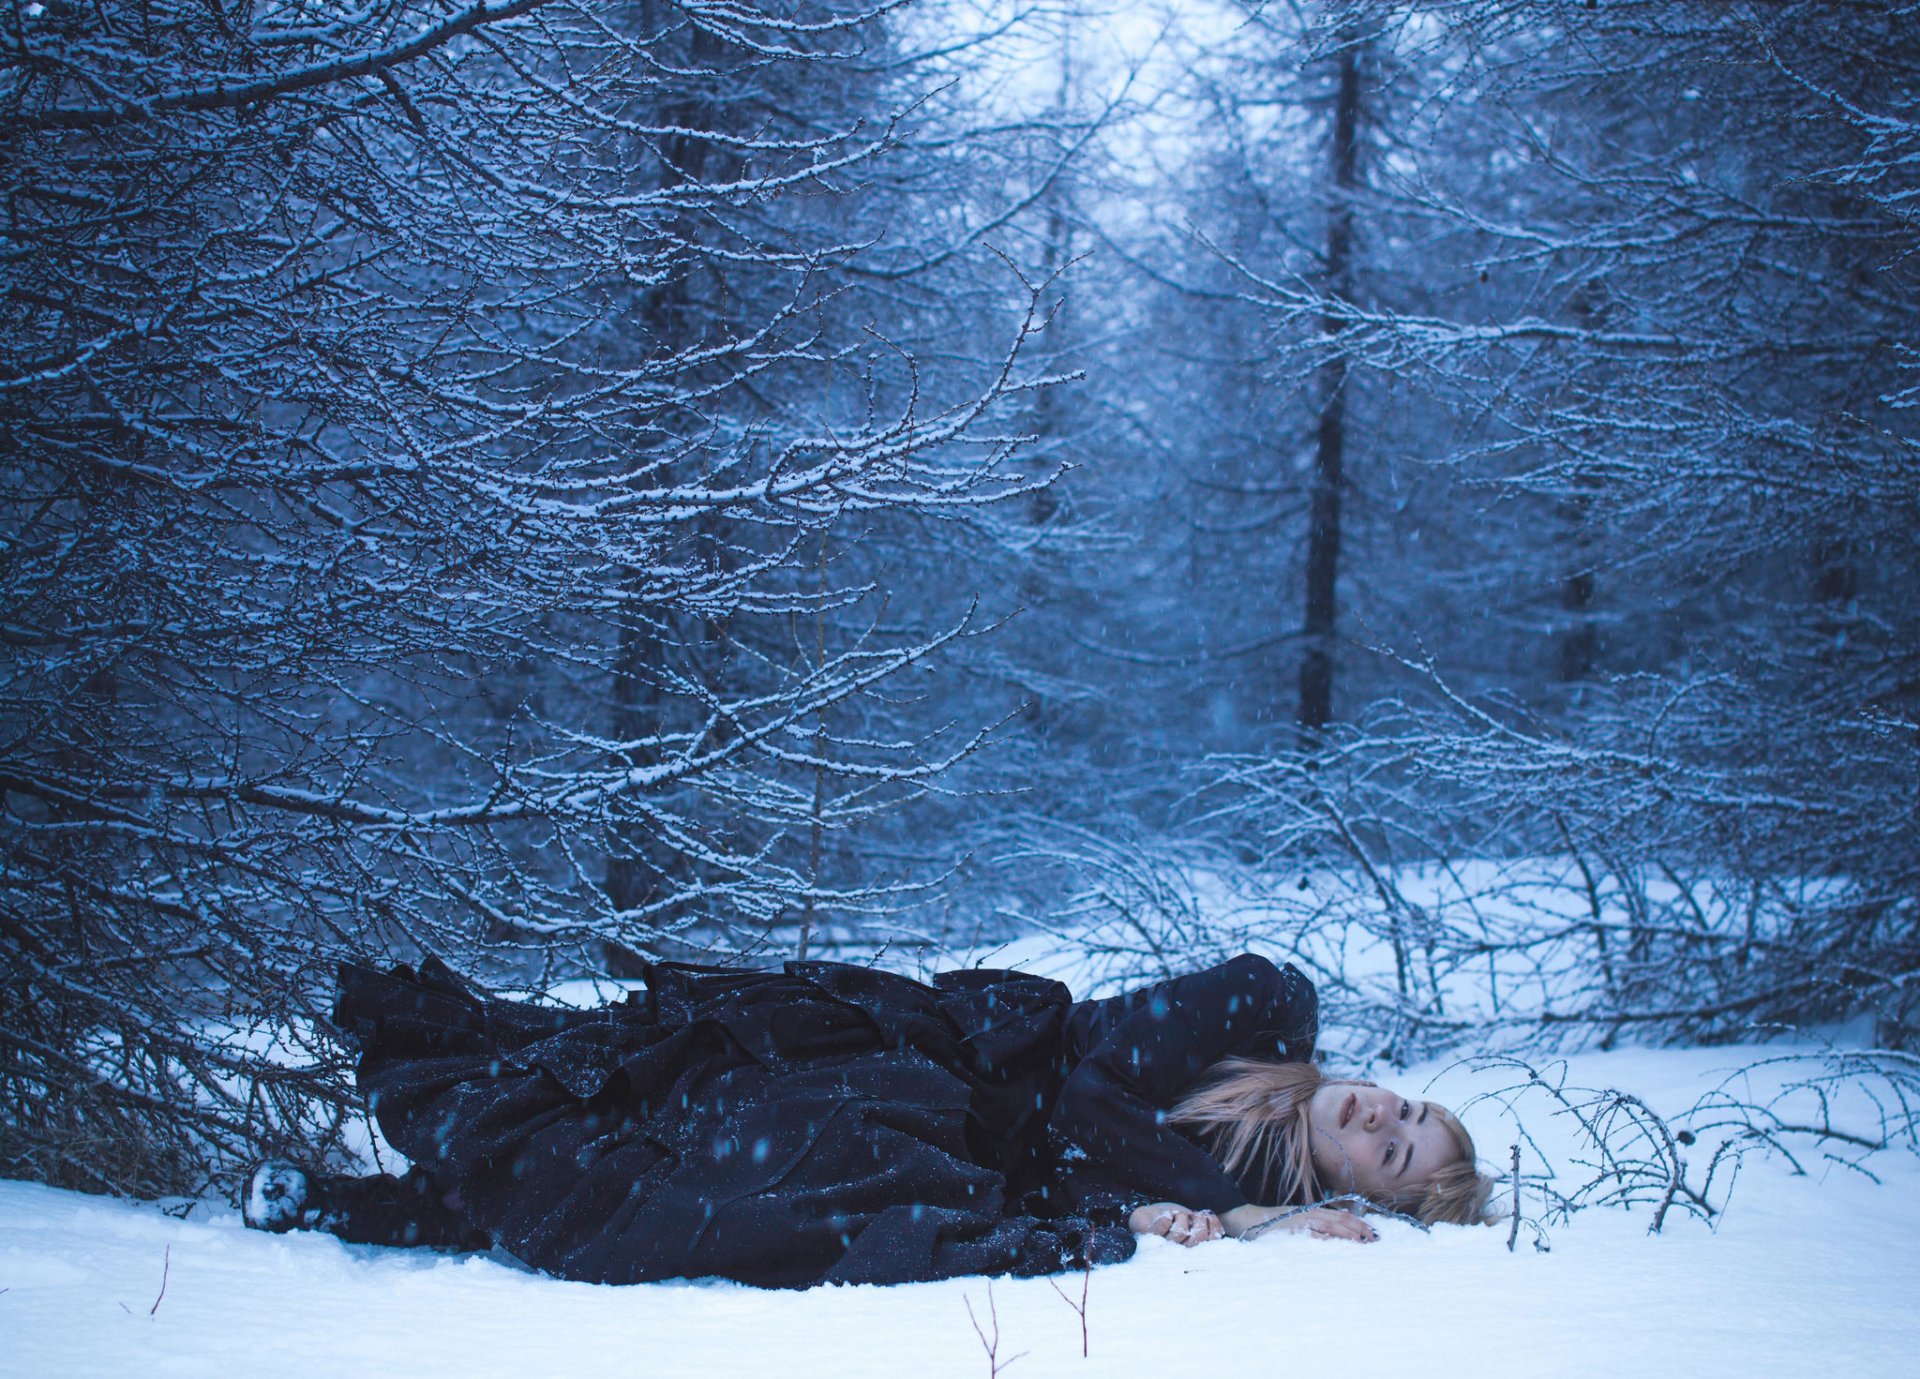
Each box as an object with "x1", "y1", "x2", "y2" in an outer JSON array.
[
  {"x1": 1108, "y1": 1, "x2": 1919, "y2": 1051},
  {"x1": 0, "y1": 0, "x2": 1059, "y2": 1193}
]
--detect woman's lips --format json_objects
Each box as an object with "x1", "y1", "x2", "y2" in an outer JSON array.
[{"x1": 1339, "y1": 1091, "x2": 1357, "y2": 1129}]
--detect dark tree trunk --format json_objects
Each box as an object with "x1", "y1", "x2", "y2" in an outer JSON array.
[
  {"x1": 603, "y1": 53, "x2": 735, "y2": 976},
  {"x1": 1297, "y1": 36, "x2": 1363, "y2": 736},
  {"x1": 1557, "y1": 486, "x2": 1600, "y2": 686},
  {"x1": 1557, "y1": 561, "x2": 1600, "y2": 685}
]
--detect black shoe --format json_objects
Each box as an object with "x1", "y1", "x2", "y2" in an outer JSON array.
[
  {"x1": 243, "y1": 1161, "x2": 312, "y2": 1233},
  {"x1": 246, "y1": 1163, "x2": 487, "y2": 1251}
]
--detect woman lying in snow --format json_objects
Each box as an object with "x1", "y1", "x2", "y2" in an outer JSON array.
[{"x1": 245, "y1": 954, "x2": 1496, "y2": 1286}]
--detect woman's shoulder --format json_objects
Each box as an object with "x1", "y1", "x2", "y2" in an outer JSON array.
[
  {"x1": 1213, "y1": 952, "x2": 1283, "y2": 979},
  {"x1": 1104, "y1": 954, "x2": 1308, "y2": 1006},
  {"x1": 1183, "y1": 955, "x2": 1318, "y2": 1056},
  {"x1": 1194, "y1": 953, "x2": 1307, "y2": 992}
]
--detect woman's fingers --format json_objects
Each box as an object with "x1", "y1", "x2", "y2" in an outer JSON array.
[
  {"x1": 1164, "y1": 1208, "x2": 1223, "y2": 1246},
  {"x1": 1128, "y1": 1203, "x2": 1226, "y2": 1246}
]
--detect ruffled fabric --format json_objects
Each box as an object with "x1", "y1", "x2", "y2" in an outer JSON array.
[{"x1": 334, "y1": 958, "x2": 1134, "y2": 1287}]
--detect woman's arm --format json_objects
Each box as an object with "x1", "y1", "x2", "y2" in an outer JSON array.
[
  {"x1": 1219, "y1": 1203, "x2": 1377, "y2": 1243},
  {"x1": 1048, "y1": 954, "x2": 1320, "y2": 1214},
  {"x1": 1126, "y1": 1201, "x2": 1373, "y2": 1246}
]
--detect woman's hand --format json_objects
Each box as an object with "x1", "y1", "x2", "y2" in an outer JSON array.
[
  {"x1": 1128, "y1": 1202, "x2": 1225, "y2": 1247},
  {"x1": 1220, "y1": 1203, "x2": 1378, "y2": 1243}
]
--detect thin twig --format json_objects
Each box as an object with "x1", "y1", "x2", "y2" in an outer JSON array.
[
  {"x1": 1046, "y1": 1260, "x2": 1091, "y2": 1358},
  {"x1": 1507, "y1": 1143, "x2": 1521, "y2": 1253},
  {"x1": 965, "y1": 1280, "x2": 1026, "y2": 1378},
  {"x1": 149, "y1": 1243, "x2": 171, "y2": 1316}
]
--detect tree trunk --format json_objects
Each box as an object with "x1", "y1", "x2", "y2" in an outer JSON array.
[
  {"x1": 603, "y1": 55, "x2": 732, "y2": 976},
  {"x1": 1297, "y1": 35, "x2": 1363, "y2": 736},
  {"x1": 1557, "y1": 485, "x2": 1600, "y2": 686}
]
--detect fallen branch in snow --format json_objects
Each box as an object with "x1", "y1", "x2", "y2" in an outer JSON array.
[
  {"x1": 1459, "y1": 1043, "x2": 1920, "y2": 1244},
  {"x1": 1693, "y1": 1047, "x2": 1920, "y2": 1159},
  {"x1": 1469, "y1": 1057, "x2": 1715, "y2": 1233}
]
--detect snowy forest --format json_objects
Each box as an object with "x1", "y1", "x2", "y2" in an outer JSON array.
[{"x1": 3, "y1": 0, "x2": 1917, "y2": 1271}]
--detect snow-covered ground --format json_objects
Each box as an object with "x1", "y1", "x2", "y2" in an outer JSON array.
[
  {"x1": 6, "y1": 1038, "x2": 1917, "y2": 1378},
  {"x1": 8, "y1": 869, "x2": 1915, "y2": 1377}
]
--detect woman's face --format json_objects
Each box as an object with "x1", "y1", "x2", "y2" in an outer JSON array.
[{"x1": 1305, "y1": 1081, "x2": 1459, "y2": 1204}]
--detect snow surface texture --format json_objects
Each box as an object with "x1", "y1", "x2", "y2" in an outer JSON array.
[{"x1": 5, "y1": 1042, "x2": 1917, "y2": 1379}]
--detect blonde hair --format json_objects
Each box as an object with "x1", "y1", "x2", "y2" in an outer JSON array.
[
  {"x1": 1415, "y1": 1105, "x2": 1497, "y2": 1227},
  {"x1": 1169, "y1": 1058, "x2": 1498, "y2": 1227}
]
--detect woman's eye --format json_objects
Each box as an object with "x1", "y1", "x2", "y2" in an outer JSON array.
[{"x1": 1399, "y1": 1101, "x2": 1410, "y2": 1119}]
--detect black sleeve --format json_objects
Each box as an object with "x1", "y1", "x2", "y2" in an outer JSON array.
[{"x1": 1047, "y1": 954, "x2": 1318, "y2": 1214}]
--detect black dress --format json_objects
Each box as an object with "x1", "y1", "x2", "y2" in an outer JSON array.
[{"x1": 332, "y1": 951, "x2": 1318, "y2": 1288}]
